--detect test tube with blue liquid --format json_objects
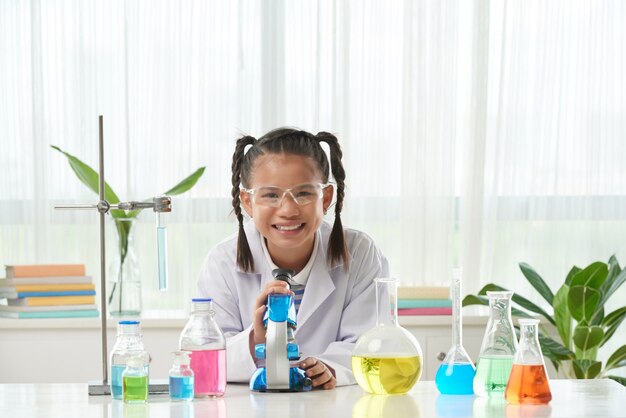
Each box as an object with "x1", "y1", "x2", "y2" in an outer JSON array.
[
  {"x1": 435, "y1": 268, "x2": 476, "y2": 394},
  {"x1": 156, "y1": 211, "x2": 168, "y2": 291}
]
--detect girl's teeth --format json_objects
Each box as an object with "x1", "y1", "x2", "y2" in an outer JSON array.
[{"x1": 276, "y1": 224, "x2": 302, "y2": 231}]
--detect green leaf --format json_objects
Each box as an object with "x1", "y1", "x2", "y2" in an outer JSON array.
[
  {"x1": 538, "y1": 333, "x2": 575, "y2": 361},
  {"x1": 572, "y1": 359, "x2": 602, "y2": 379},
  {"x1": 605, "y1": 345, "x2": 626, "y2": 371},
  {"x1": 601, "y1": 307, "x2": 626, "y2": 347},
  {"x1": 597, "y1": 266, "x2": 626, "y2": 312},
  {"x1": 519, "y1": 262, "x2": 554, "y2": 305},
  {"x1": 570, "y1": 262, "x2": 608, "y2": 289},
  {"x1": 50, "y1": 145, "x2": 121, "y2": 204},
  {"x1": 553, "y1": 284, "x2": 572, "y2": 349},
  {"x1": 565, "y1": 265, "x2": 582, "y2": 286},
  {"x1": 462, "y1": 294, "x2": 488, "y2": 307},
  {"x1": 477, "y1": 283, "x2": 555, "y2": 325},
  {"x1": 573, "y1": 324, "x2": 604, "y2": 352},
  {"x1": 162, "y1": 167, "x2": 206, "y2": 196},
  {"x1": 607, "y1": 375, "x2": 626, "y2": 387},
  {"x1": 568, "y1": 285, "x2": 600, "y2": 322}
]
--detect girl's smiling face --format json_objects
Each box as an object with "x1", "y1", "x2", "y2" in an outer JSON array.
[{"x1": 241, "y1": 153, "x2": 333, "y2": 271}]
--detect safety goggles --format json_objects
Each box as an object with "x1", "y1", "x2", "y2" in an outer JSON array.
[{"x1": 241, "y1": 183, "x2": 331, "y2": 207}]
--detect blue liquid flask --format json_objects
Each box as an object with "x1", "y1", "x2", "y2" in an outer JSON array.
[
  {"x1": 435, "y1": 269, "x2": 476, "y2": 395},
  {"x1": 169, "y1": 351, "x2": 195, "y2": 401},
  {"x1": 110, "y1": 320, "x2": 149, "y2": 400}
]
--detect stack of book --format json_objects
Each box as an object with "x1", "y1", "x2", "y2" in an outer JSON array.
[
  {"x1": 0, "y1": 264, "x2": 99, "y2": 319},
  {"x1": 397, "y1": 285, "x2": 452, "y2": 316}
]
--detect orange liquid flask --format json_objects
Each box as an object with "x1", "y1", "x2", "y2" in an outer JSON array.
[
  {"x1": 505, "y1": 364, "x2": 552, "y2": 404},
  {"x1": 505, "y1": 319, "x2": 552, "y2": 404}
]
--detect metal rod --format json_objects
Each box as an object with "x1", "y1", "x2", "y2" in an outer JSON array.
[
  {"x1": 54, "y1": 204, "x2": 99, "y2": 210},
  {"x1": 98, "y1": 115, "x2": 108, "y2": 385}
]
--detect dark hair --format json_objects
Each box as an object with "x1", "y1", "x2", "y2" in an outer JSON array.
[{"x1": 230, "y1": 127, "x2": 348, "y2": 272}]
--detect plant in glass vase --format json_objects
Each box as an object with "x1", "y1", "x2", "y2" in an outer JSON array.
[{"x1": 51, "y1": 145, "x2": 205, "y2": 316}]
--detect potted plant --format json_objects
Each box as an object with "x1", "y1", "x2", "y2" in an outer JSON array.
[
  {"x1": 463, "y1": 256, "x2": 626, "y2": 386},
  {"x1": 52, "y1": 145, "x2": 205, "y2": 315}
]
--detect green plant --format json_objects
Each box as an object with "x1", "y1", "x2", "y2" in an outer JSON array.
[
  {"x1": 463, "y1": 256, "x2": 626, "y2": 386},
  {"x1": 51, "y1": 145, "x2": 205, "y2": 307}
]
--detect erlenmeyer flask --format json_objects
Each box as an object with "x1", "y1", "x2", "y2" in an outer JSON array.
[
  {"x1": 473, "y1": 291, "x2": 517, "y2": 397},
  {"x1": 505, "y1": 319, "x2": 552, "y2": 404},
  {"x1": 435, "y1": 268, "x2": 475, "y2": 394},
  {"x1": 352, "y1": 278, "x2": 423, "y2": 395}
]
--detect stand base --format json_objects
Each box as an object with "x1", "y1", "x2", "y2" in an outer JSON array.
[{"x1": 87, "y1": 379, "x2": 169, "y2": 396}]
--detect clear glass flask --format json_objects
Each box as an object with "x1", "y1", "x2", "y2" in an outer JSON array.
[
  {"x1": 110, "y1": 320, "x2": 149, "y2": 400},
  {"x1": 473, "y1": 291, "x2": 517, "y2": 397},
  {"x1": 169, "y1": 351, "x2": 195, "y2": 401},
  {"x1": 179, "y1": 298, "x2": 227, "y2": 397},
  {"x1": 505, "y1": 319, "x2": 552, "y2": 404},
  {"x1": 352, "y1": 278, "x2": 423, "y2": 395},
  {"x1": 435, "y1": 268, "x2": 476, "y2": 394},
  {"x1": 122, "y1": 353, "x2": 149, "y2": 403}
]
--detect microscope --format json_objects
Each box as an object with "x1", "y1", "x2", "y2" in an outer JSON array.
[{"x1": 250, "y1": 269, "x2": 313, "y2": 392}]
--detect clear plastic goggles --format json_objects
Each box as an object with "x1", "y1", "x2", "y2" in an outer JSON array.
[{"x1": 242, "y1": 183, "x2": 331, "y2": 207}]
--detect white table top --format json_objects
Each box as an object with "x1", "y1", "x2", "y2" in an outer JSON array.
[{"x1": 0, "y1": 379, "x2": 624, "y2": 418}]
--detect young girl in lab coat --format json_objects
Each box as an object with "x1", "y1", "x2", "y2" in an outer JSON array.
[{"x1": 197, "y1": 128, "x2": 389, "y2": 389}]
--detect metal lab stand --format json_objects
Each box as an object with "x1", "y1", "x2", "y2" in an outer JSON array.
[{"x1": 55, "y1": 116, "x2": 171, "y2": 395}]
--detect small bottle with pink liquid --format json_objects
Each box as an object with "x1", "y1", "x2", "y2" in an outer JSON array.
[{"x1": 179, "y1": 298, "x2": 227, "y2": 397}]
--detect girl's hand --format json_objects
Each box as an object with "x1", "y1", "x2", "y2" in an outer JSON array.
[
  {"x1": 300, "y1": 357, "x2": 336, "y2": 390},
  {"x1": 251, "y1": 280, "x2": 293, "y2": 345}
]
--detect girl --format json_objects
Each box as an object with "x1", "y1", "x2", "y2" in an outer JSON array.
[{"x1": 197, "y1": 128, "x2": 389, "y2": 389}]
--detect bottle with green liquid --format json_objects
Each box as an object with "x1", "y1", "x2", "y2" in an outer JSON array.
[
  {"x1": 123, "y1": 353, "x2": 149, "y2": 403},
  {"x1": 473, "y1": 291, "x2": 518, "y2": 396}
]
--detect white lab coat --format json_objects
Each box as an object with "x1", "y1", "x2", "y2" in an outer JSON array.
[{"x1": 196, "y1": 220, "x2": 389, "y2": 387}]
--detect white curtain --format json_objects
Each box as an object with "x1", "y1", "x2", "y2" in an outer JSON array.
[{"x1": 1, "y1": 0, "x2": 624, "y2": 337}]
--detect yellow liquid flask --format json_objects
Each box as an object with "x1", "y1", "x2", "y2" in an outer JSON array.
[{"x1": 352, "y1": 278, "x2": 423, "y2": 395}]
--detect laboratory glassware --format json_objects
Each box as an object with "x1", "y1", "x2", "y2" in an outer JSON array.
[
  {"x1": 122, "y1": 353, "x2": 149, "y2": 403},
  {"x1": 352, "y1": 278, "x2": 423, "y2": 395},
  {"x1": 169, "y1": 351, "x2": 195, "y2": 401},
  {"x1": 505, "y1": 319, "x2": 552, "y2": 404},
  {"x1": 473, "y1": 291, "x2": 518, "y2": 396},
  {"x1": 108, "y1": 218, "x2": 141, "y2": 316},
  {"x1": 180, "y1": 298, "x2": 227, "y2": 397},
  {"x1": 110, "y1": 320, "x2": 149, "y2": 400},
  {"x1": 435, "y1": 268, "x2": 476, "y2": 394}
]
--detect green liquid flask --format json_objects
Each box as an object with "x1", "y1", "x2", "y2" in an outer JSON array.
[
  {"x1": 123, "y1": 354, "x2": 149, "y2": 403},
  {"x1": 473, "y1": 291, "x2": 517, "y2": 397},
  {"x1": 352, "y1": 278, "x2": 423, "y2": 395}
]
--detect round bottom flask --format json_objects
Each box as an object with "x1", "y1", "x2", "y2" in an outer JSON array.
[{"x1": 352, "y1": 278, "x2": 423, "y2": 395}]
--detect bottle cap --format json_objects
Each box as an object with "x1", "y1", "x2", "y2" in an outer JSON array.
[
  {"x1": 127, "y1": 353, "x2": 146, "y2": 368},
  {"x1": 172, "y1": 350, "x2": 191, "y2": 365}
]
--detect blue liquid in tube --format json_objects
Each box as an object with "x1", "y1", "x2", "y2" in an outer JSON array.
[
  {"x1": 435, "y1": 362, "x2": 475, "y2": 394},
  {"x1": 157, "y1": 226, "x2": 168, "y2": 291}
]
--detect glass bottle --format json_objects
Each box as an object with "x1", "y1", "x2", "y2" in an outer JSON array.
[
  {"x1": 169, "y1": 350, "x2": 195, "y2": 401},
  {"x1": 352, "y1": 278, "x2": 423, "y2": 395},
  {"x1": 179, "y1": 298, "x2": 227, "y2": 397},
  {"x1": 473, "y1": 291, "x2": 517, "y2": 397},
  {"x1": 110, "y1": 320, "x2": 149, "y2": 400},
  {"x1": 505, "y1": 319, "x2": 552, "y2": 404},
  {"x1": 435, "y1": 268, "x2": 476, "y2": 394},
  {"x1": 122, "y1": 353, "x2": 149, "y2": 403},
  {"x1": 108, "y1": 218, "x2": 142, "y2": 316}
]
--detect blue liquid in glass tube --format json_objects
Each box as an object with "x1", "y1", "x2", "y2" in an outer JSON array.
[
  {"x1": 157, "y1": 226, "x2": 168, "y2": 291},
  {"x1": 111, "y1": 364, "x2": 125, "y2": 399},
  {"x1": 435, "y1": 362, "x2": 475, "y2": 394},
  {"x1": 169, "y1": 375, "x2": 194, "y2": 401}
]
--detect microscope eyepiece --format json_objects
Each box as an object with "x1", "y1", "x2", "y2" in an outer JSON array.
[{"x1": 272, "y1": 268, "x2": 295, "y2": 286}]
